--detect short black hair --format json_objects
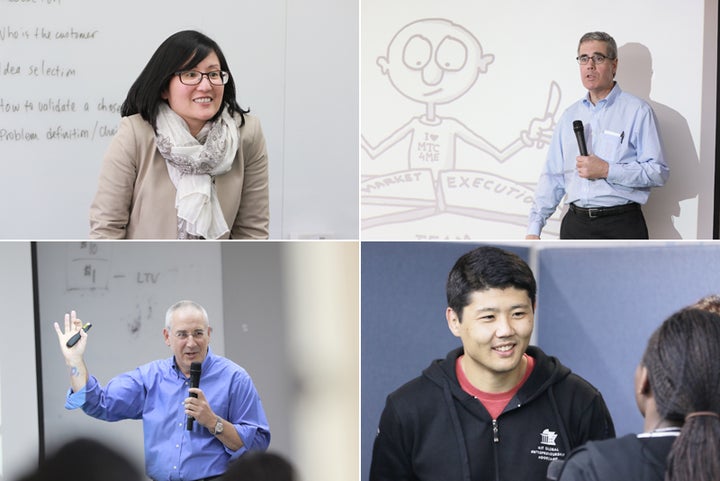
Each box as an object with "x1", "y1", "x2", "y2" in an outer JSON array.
[
  {"x1": 17, "y1": 437, "x2": 142, "y2": 481},
  {"x1": 221, "y1": 451, "x2": 296, "y2": 481},
  {"x1": 446, "y1": 246, "x2": 536, "y2": 320},
  {"x1": 120, "y1": 30, "x2": 248, "y2": 130}
]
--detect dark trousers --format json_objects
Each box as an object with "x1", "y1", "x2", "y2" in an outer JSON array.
[{"x1": 560, "y1": 203, "x2": 649, "y2": 239}]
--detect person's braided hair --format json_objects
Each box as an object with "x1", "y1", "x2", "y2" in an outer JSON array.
[{"x1": 642, "y1": 307, "x2": 720, "y2": 481}]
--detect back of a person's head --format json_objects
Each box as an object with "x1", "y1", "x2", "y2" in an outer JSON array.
[
  {"x1": 691, "y1": 294, "x2": 720, "y2": 315},
  {"x1": 446, "y1": 246, "x2": 536, "y2": 317},
  {"x1": 642, "y1": 308, "x2": 720, "y2": 481},
  {"x1": 15, "y1": 437, "x2": 142, "y2": 481},
  {"x1": 221, "y1": 451, "x2": 296, "y2": 481}
]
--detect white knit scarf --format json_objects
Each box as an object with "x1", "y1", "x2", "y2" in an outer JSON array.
[{"x1": 155, "y1": 103, "x2": 238, "y2": 239}]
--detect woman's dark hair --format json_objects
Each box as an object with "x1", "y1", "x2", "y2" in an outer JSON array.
[
  {"x1": 446, "y1": 246, "x2": 536, "y2": 320},
  {"x1": 120, "y1": 30, "x2": 248, "y2": 130},
  {"x1": 642, "y1": 307, "x2": 720, "y2": 481}
]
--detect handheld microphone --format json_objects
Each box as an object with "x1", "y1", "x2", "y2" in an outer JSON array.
[
  {"x1": 186, "y1": 362, "x2": 202, "y2": 431},
  {"x1": 572, "y1": 120, "x2": 588, "y2": 156}
]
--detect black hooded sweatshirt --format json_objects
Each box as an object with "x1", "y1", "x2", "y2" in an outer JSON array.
[
  {"x1": 370, "y1": 346, "x2": 615, "y2": 481},
  {"x1": 556, "y1": 432, "x2": 676, "y2": 481}
]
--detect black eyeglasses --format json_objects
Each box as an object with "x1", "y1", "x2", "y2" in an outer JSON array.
[
  {"x1": 576, "y1": 54, "x2": 614, "y2": 65},
  {"x1": 175, "y1": 70, "x2": 229, "y2": 86}
]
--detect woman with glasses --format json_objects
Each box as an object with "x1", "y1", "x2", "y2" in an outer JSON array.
[{"x1": 90, "y1": 30, "x2": 269, "y2": 239}]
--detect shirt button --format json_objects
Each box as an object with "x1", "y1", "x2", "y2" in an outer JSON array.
[{"x1": 176, "y1": 444, "x2": 180, "y2": 448}]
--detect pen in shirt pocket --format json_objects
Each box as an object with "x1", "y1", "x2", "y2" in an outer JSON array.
[{"x1": 604, "y1": 129, "x2": 625, "y2": 144}]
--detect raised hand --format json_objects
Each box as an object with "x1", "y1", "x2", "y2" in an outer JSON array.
[{"x1": 54, "y1": 310, "x2": 88, "y2": 364}]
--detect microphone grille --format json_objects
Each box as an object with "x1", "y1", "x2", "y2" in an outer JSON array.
[{"x1": 572, "y1": 120, "x2": 584, "y2": 132}]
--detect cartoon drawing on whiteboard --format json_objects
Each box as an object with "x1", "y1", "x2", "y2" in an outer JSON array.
[{"x1": 361, "y1": 18, "x2": 561, "y2": 238}]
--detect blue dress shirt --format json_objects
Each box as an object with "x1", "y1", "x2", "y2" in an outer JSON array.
[
  {"x1": 66, "y1": 349, "x2": 270, "y2": 481},
  {"x1": 527, "y1": 83, "x2": 669, "y2": 236}
]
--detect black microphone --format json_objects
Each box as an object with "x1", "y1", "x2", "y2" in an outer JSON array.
[
  {"x1": 186, "y1": 362, "x2": 202, "y2": 431},
  {"x1": 572, "y1": 120, "x2": 588, "y2": 156}
]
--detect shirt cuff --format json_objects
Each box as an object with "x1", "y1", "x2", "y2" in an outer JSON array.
[
  {"x1": 227, "y1": 424, "x2": 251, "y2": 459},
  {"x1": 65, "y1": 385, "x2": 87, "y2": 409},
  {"x1": 605, "y1": 163, "x2": 619, "y2": 183},
  {"x1": 527, "y1": 220, "x2": 543, "y2": 237}
]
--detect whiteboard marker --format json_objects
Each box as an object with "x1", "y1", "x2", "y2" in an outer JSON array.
[{"x1": 66, "y1": 323, "x2": 92, "y2": 348}]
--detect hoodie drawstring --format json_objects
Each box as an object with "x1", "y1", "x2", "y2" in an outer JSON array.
[
  {"x1": 548, "y1": 385, "x2": 573, "y2": 452},
  {"x1": 442, "y1": 380, "x2": 473, "y2": 481}
]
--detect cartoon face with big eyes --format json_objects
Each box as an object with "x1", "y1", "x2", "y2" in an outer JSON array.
[{"x1": 377, "y1": 18, "x2": 495, "y2": 106}]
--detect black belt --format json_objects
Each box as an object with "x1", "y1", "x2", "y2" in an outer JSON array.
[{"x1": 569, "y1": 202, "x2": 640, "y2": 218}]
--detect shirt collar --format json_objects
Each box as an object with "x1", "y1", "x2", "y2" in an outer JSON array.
[
  {"x1": 169, "y1": 347, "x2": 214, "y2": 378},
  {"x1": 582, "y1": 82, "x2": 621, "y2": 108}
]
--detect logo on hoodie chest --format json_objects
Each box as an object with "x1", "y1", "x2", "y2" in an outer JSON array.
[
  {"x1": 540, "y1": 428, "x2": 558, "y2": 446},
  {"x1": 529, "y1": 428, "x2": 565, "y2": 462}
]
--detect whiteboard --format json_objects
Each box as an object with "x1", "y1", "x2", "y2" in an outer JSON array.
[
  {"x1": 35, "y1": 241, "x2": 224, "y2": 472},
  {"x1": 0, "y1": 0, "x2": 359, "y2": 239}
]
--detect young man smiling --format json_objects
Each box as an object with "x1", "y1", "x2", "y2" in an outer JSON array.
[{"x1": 369, "y1": 246, "x2": 615, "y2": 481}]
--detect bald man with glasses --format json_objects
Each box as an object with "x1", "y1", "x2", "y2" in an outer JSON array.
[{"x1": 55, "y1": 300, "x2": 270, "y2": 481}]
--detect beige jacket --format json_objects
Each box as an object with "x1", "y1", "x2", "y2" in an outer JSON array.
[{"x1": 89, "y1": 113, "x2": 269, "y2": 239}]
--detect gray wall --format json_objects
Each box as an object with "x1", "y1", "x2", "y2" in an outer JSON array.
[
  {"x1": 534, "y1": 244, "x2": 720, "y2": 436},
  {"x1": 0, "y1": 244, "x2": 39, "y2": 481},
  {"x1": 222, "y1": 241, "x2": 360, "y2": 479},
  {"x1": 221, "y1": 243, "x2": 293, "y2": 457}
]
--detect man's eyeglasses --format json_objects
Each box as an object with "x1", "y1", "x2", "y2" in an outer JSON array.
[
  {"x1": 576, "y1": 54, "x2": 614, "y2": 65},
  {"x1": 175, "y1": 70, "x2": 229, "y2": 86},
  {"x1": 174, "y1": 329, "x2": 207, "y2": 340}
]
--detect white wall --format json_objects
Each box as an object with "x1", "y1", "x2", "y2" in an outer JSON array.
[
  {"x1": 0, "y1": 243, "x2": 39, "y2": 481},
  {"x1": 283, "y1": 0, "x2": 360, "y2": 239}
]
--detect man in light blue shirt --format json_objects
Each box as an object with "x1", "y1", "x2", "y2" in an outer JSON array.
[
  {"x1": 55, "y1": 300, "x2": 271, "y2": 481},
  {"x1": 527, "y1": 31, "x2": 669, "y2": 239}
]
